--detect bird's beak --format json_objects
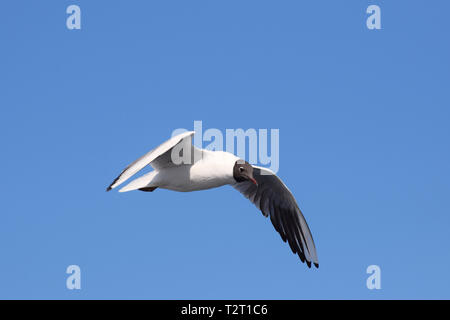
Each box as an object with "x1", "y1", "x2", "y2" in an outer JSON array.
[{"x1": 249, "y1": 177, "x2": 258, "y2": 186}]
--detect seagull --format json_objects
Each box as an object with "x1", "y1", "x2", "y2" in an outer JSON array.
[{"x1": 107, "y1": 131, "x2": 319, "y2": 268}]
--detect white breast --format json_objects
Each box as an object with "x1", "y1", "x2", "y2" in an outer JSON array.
[{"x1": 156, "y1": 150, "x2": 239, "y2": 192}]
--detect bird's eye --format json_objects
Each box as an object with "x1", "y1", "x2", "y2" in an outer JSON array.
[{"x1": 239, "y1": 167, "x2": 244, "y2": 172}]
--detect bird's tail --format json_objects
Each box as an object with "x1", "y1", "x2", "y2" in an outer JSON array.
[{"x1": 119, "y1": 171, "x2": 158, "y2": 192}]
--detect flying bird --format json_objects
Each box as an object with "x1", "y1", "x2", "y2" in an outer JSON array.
[{"x1": 107, "y1": 131, "x2": 319, "y2": 268}]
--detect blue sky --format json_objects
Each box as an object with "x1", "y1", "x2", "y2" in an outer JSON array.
[{"x1": 1, "y1": 1, "x2": 449, "y2": 299}]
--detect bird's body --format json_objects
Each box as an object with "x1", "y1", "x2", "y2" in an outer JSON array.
[
  {"x1": 120, "y1": 149, "x2": 239, "y2": 192},
  {"x1": 107, "y1": 131, "x2": 319, "y2": 268}
]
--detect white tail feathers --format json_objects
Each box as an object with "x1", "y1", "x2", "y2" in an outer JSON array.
[{"x1": 119, "y1": 171, "x2": 158, "y2": 192}]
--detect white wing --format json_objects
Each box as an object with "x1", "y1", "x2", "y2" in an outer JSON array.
[
  {"x1": 107, "y1": 131, "x2": 195, "y2": 191},
  {"x1": 232, "y1": 166, "x2": 319, "y2": 268}
]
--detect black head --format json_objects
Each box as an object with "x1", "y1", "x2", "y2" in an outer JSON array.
[{"x1": 233, "y1": 161, "x2": 258, "y2": 185}]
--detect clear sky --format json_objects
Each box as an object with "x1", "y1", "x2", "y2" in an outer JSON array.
[{"x1": 1, "y1": 1, "x2": 449, "y2": 299}]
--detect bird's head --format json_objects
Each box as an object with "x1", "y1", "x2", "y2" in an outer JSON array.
[{"x1": 233, "y1": 160, "x2": 258, "y2": 186}]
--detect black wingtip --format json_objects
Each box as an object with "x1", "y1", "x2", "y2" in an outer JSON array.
[
  {"x1": 107, "y1": 174, "x2": 122, "y2": 193},
  {"x1": 314, "y1": 263, "x2": 319, "y2": 269}
]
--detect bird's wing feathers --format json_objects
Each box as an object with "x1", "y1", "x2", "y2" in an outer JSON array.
[
  {"x1": 232, "y1": 166, "x2": 319, "y2": 268},
  {"x1": 107, "y1": 131, "x2": 195, "y2": 191}
]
